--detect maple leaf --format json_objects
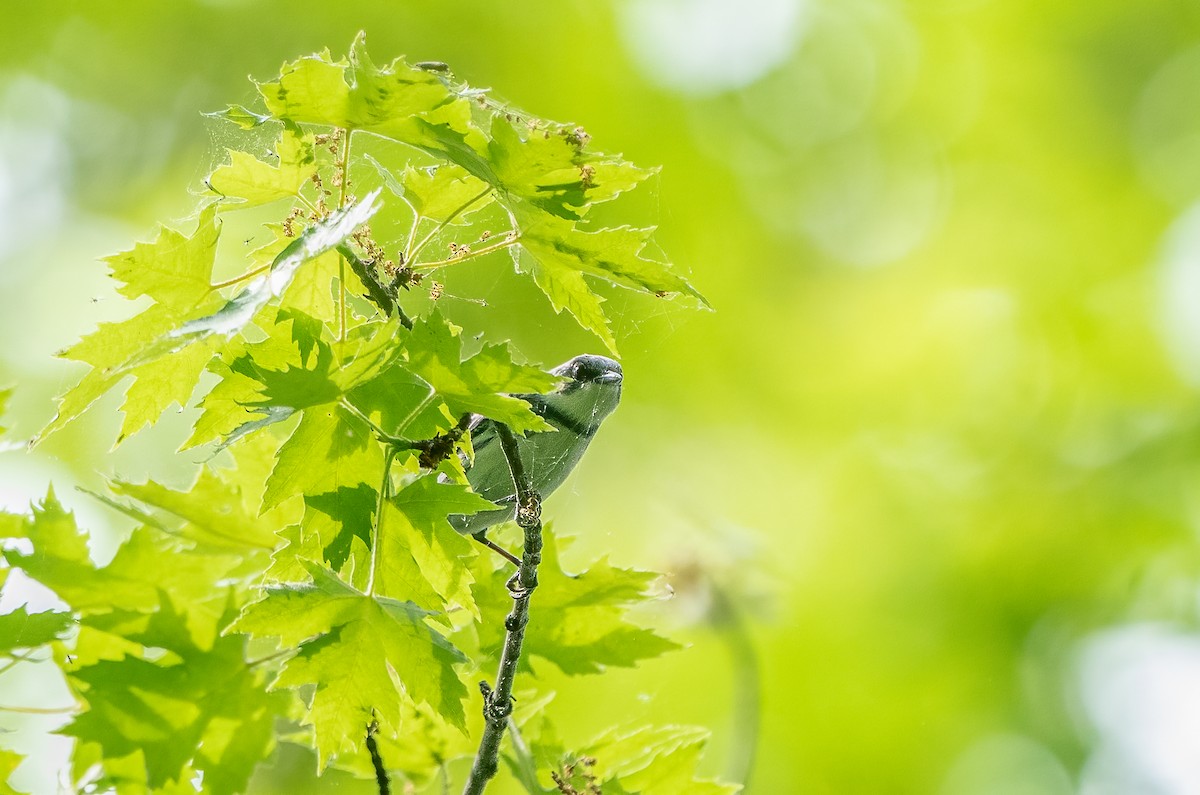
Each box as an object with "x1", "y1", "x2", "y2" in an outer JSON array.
[
  {"x1": 0, "y1": 606, "x2": 73, "y2": 654},
  {"x1": 374, "y1": 474, "x2": 496, "y2": 617},
  {"x1": 403, "y1": 310, "x2": 560, "y2": 433},
  {"x1": 37, "y1": 207, "x2": 223, "y2": 444},
  {"x1": 3, "y1": 489, "x2": 243, "y2": 649},
  {"x1": 472, "y1": 529, "x2": 678, "y2": 677},
  {"x1": 208, "y1": 123, "x2": 317, "y2": 207},
  {"x1": 60, "y1": 599, "x2": 292, "y2": 794},
  {"x1": 257, "y1": 33, "x2": 471, "y2": 152},
  {"x1": 367, "y1": 157, "x2": 495, "y2": 223},
  {"x1": 228, "y1": 561, "x2": 467, "y2": 767},
  {"x1": 261, "y1": 404, "x2": 384, "y2": 512},
  {"x1": 488, "y1": 115, "x2": 653, "y2": 220}
]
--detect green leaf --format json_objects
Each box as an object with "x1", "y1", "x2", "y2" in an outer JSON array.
[
  {"x1": 228, "y1": 561, "x2": 467, "y2": 767},
  {"x1": 375, "y1": 474, "x2": 495, "y2": 617},
  {"x1": 183, "y1": 343, "x2": 276, "y2": 450},
  {"x1": 258, "y1": 34, "x2": 454, "y2": 132},
  {"x1": 162, "y1": 190, "x2": 382, "y2": 353},
  {"x1": 109, "y1": 466, "x2": 279, "y2": 550},
  {"x1": 584, "y1": 725, "x2": 738, "y2": 795},
  {"x1": 105, "y1": 204, "x2": 220, "y2": 312},
  {"x1": 209, "y1": 124, "x2": 317, "y2": 208},
  {"x1": 262, "y1": 405, "x2": 384, "y2": 512},
  {"x1": 344, "y1": 361, "x2": 442, "y2": 440},
  {"x1": 4, "y1": 490, "x2": 241, "y2": 649},
  {"x1": 472, "y1": 530, "x2": 679, "y2": 675},
  {"x1": 516, "y1": 207, "x2": 707, "y2": 304},
  {"x1": 0, "y1": 749, "x2": 27, "y2": 795},
  {"x1": 85, "y1": 192, "x2": 379, "y2": 402},
  {"x1": 303, "y1": 483, "x2": 376, "y2": 571},
  {"x1": 184, "y1": 309, "x2": 398, "y2": 450},
  {"x1": 398, "y1": 163, "x2": 493, "y2": 222},
  {"x1": 527, "y1": 254, "x2": 618, "y2": 355},
  {"x1": 405, "y1": 310, "x2": 559, "y2": 432},
  {"x1": 38, "y1": 209, "x2": 224, "y2": 444},
  {"x1": 0, "y1": 606, "x2": 73, "y2": 653},
  {"x1": 489, "y1": 116, "x2": 653, "y2": 219},
  {"x1": 116, "y1": 337, "x2": 219, "y2": 444},
  {"x1": 62, "y1": 599, "x2": 291, "y2": 794}
]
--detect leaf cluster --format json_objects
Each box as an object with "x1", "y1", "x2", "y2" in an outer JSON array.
[{"x1": 0, "y1": 34, "x2": 725, "y2": 795}]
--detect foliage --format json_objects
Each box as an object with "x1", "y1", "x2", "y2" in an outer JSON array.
[{"x1": 0, "y1": 35, "x2": 727, "y2": 794}]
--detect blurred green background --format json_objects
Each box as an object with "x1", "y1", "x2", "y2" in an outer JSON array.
[{"x1": 5, "y1": 0, "x2": 1200, "y2": 792}]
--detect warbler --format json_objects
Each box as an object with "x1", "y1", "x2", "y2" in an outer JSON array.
[{"x1": 449, "y1": 354, "x2": 623, "y2": 537}]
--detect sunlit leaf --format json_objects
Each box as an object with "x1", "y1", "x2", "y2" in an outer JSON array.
[
  {"x1": 472, "y1": 530, "x2": 678, "y2": 675},
  {"x1": 228, "y1": 561, "x2": 467, "y2": 766},
  {"x1": 209, "y1": 124, "x2": 317, "y2": 208}
]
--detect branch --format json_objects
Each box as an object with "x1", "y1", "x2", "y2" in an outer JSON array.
[
  {"x1": 462, "y1": 424, "x2": 543, "y2": 795},
  {"x1": 367, "y1": 720, "x2": 391, "y2": 795}
]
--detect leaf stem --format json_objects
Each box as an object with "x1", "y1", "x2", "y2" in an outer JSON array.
[
  {"x1": 462, "y1": 423, "x2": 543, "y2": 795},
  {"x1": 366, "y1": 446, "x2": 398, "y2": 597},
  {"x1": 297, "y1": 193, "x2": 321, "y2": 216},
  {"x1": 338, "y1": 399, "x2": 426, "y2": 453},
  {"x1": 0, "y1": 651, "x2": 41, "y2": 678},
  {"x1": 0, "y1": 703, "x2": 76, "y2": 715},
  {"x1": 412, "y1": 235, "x2": 520, "y2": 272},
  {"x1": 405, "y1": 187, "x2": 494, "y2": 266},
  {"x1": 209, "y1": 263, "x2": 270, "y2": 291},
  {"x1": 245, "y1": 647, "x2": 295, "y2": 669}
]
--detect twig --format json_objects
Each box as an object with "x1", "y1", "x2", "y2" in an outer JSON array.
[
  {"x1": 412, "y1": 236, "x2": 520, "y2": 272},
  {"x1": 462, "y1": 424, "x2": 543, "y2": 795},
  {"x1": 405, "y1": 186, "x2": 493, "y2": 265},
  {"x1": 475, "y1": 535, "x2": 521, "y2": 568},
  {"x1": 366, "y1": 720, "x2": 391, "y2": 795}
]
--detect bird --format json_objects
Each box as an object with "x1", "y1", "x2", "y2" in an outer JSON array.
[{"x1": 448, "y1": 354, "x2": 623, "y2": 539}]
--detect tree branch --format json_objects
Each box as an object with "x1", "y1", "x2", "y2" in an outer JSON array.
[
  {"x1": 462, "y1": 424, "x2": 542, "y2": 795},
  {"x1": 366, "y1": 720, "x2": 391, "y2": 795}
]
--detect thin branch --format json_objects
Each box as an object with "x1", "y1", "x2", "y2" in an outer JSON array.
[
  {"x1": 339, "y1": 399, "x2": 406, "y2": 444},
  {"x1": 366, "y1": 720, "x2": 391, "y2": 795},
  {"x1": 474, "y1": 535, "x2": 521, "y2": 568},
  {"x1": 412, "y1": 235, "x2": 520, "y2": 272},
  {"x1": 405, "y1": 187, "x2": 493, "y2": 265},
  {"x1": 462, "y1": 424, "x2": 543, "y2": 795},
  {"x1": 366, "y1": 446, "x2": 398, "y2": 597}
]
